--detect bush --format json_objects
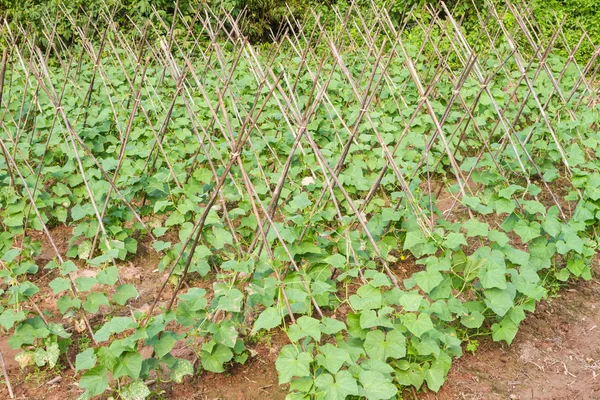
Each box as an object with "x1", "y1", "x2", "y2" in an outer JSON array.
[
  {"x1": 0, "y1": 0, "x2": 200, "y2": 48},
  {"x1": 531, "y1": 0, "x2": 600, "y2": 60}
]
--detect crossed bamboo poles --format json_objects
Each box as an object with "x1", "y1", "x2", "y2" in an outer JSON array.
[{"x1": 0, "y1": 0, "x2": 597, "y2": 378}]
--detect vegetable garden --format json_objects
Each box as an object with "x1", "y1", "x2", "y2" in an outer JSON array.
[{"x1": 1, "y1": 1, "x2": 600, "y2": 399}]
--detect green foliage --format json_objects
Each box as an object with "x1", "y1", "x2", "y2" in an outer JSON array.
[
  {"x1": 532, "y1": 0, "x2": 600, "y2": 60},
  {"x1": 0, "y1": 0, "x2": 200, "y2": 41},
  {"x1": 230, "y1": 0, "x2": 320, "y2": 42},
  {"x1": 0, "y1": 1, "x2": 599, "y2": 399}
]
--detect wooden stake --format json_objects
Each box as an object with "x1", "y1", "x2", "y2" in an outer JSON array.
[{"x1": 0, "y1": 350, "x2": 14, "y2": 399}]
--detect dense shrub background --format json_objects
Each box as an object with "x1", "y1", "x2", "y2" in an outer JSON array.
[
  {"x1": 532, "y1": 0, "x2": 600, "y2": 59},
  {"x1": 0, "y1": 0, "x2": 598, "y2": 55}
]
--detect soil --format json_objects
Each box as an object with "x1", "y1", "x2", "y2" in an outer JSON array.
[{"x1": 2, "y1": 227, "x2": 600, "y2": 399}]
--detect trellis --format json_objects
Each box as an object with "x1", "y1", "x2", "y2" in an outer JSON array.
[{"x1": 0, "y1": 0, "x2": 599, "y2": 396}]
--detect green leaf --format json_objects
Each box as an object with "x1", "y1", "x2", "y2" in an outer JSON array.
[
  {"x1": 543, "y1": 168, "x2": 559, "y2": 182},
  {"x1": 425, "y1": 359, "x2": 446, "y2": 392},
  {"x1": 555, "y1": 268, "x2": 570, "y2": 281},
  {"x1": 151, "y1": 331, "x2": 182, "y2": 358},
  {"x1": 324, "y1": 253, "x2": 346, "y2": 269},
  {"x1": 463, "y1": 219, "x2": 489, "y2": 237},
  {"x1": 71, "y1": 203, "x2": 93, "y2": 221},
  {"x1": 75, "y1": 348, "x2": 97, "y2": 372},
  {"x1": 79, "y1": 366, "x2": 109, "y2": 397},
  {"x1": 112, "y1": 317, "x2": 138, "y2": 334},
  {"x1": 488, "y1": 230, "x2": 509, "y2": 246},
  {"x1": 320, "y1": 317, "x2": 346, "y2": 335},
  {"x1": 403, "y1": 313, "x2": 433, "y2": 338},
  {"x1": 75, "y1": 277, "x2": 97, "y2": 292},
  {"x1": 522, "y1": 200, "x2": 546, "y2": 215},
  {"x1": 315, "y1": 343, "x2": 351, "y2": 374},
  {"x1": 112, "y1": 284, "x2": 139, "y2": 306},
  {"x1": 414, "y1": 269, "x2": 443, "y2": 293},
  {"x1": 194, "y1": 245, "x2": 212, "y2": 259},
  {"x1": 0, "y1": 309, "x2": 25, "y2": 329},
  {"x1": 176, "y1": 223, "x2": 194, "y2": 242},
  {"x1": 215, "y1": 287, "x2": 243, "y2": 312},
  {"x1": 478, "y1": 262, "x2": 506, "y2": 289},
  {"x1": 83, "y1": 292, "x2": 110, "y2": 313},
  {"x1": 126, "y1": 238, "x2": 138, "y2": 255},
  {"x1": 57, "y1": 295, "x2": 81, "y2": 314},
  {"x1": 154, "y1": 200, "x2": 171, "y2": 214},
  {"x1": 201, "y1": 343, "x2": 233, "y2": 373},
  {"x1": 275, "y1": 345, "x2": 313, "y2": 384},
  {"x1": 4, "y1": 214, "x2": 23, "y2": 227},
  {"x1": 462, "y1": 256, "x2": 485, "y2": 282},
  {"x1": 178, "y1": 288, "x2": 207, "y2": 311},
  {"x1": 349, "y1": 285, "x2": 382, "y2": 310},
  {"x1": 96, "y1": 266, "x2": 119, "y2": 286},
  {"x1": 288, "y1": 316, "x2": 321, "y2": 342},
  {"x1": 49, "y1": 277, "x2": 71, "y2": 294},
  {"x1": 492, "y1": 318, "x2": 518, "y2": 344},
  {"x1": 562, "y1": 231, "x2": 584, "y2": 254},
  {"x1": 211, "y1": 320, "x2": 238, "y2": 348},
  {"x1": 484, "y1": 288, "x2": 514, "y2": 317},
  {"x1": 113, "y1": 351, "x2": 143, "y2": 380},
  {"x1": 498, "y1": 184, "x2": 525, "y2": 199},
  {"x1": 513, "y1": 220, "x2": 541, "y2": 243},
  {"x1": 567, "y1": 258, "x2": 587, "y2": 277},
  {"x1": 443, "y1": 232, "x2": 467, "y2": 250},
  {"x1": 152, "y1": 226, "x2": 168, "y2": 238},
  {"x1": 252, "y1": 307, "x2": 282, "y2": 333},
  {"x1": 359, "y1": 308, "x2": 394, "y2": 329},
  {"x1": 542, "y1": 217, "x2": 561, "y2": 238},
  {"x1": 397, "y1": 291, "x2": 423, "y2": 312},
  {"x1": 175, "y1": 301, "x2": 205, "y2": 326},
  {"x1": 165, "y1": 211, "x2": 185, "y2": 227},
  {"x1": 1, "y1": 248, "x2": 20, "y2": 263},
  {"x1": 288, "y1": 192, "x2": 312, "y2": 211},
  {"x1": 211, "y1": 227, "x2": 233, "y2": 249},
  {"x1": 121, "y1": 380, "x2": 151, "y2": 400},
  {"x1": 363, "y1": 329, "x2": 406, "y2": 361},
  {"x1": 189, "y1": 259, "x2": 210, "y2": 276},
  {"x1": 460, "y1": 311, "x2": 484, "y2": 329},
  {"x1": 395, "y1": 361, "x2": 426, "y2": 388},
  {"x1": 494, "y1": 198, "x2": 516, "y2": 214},
  {"x1": 346, "y1": 313, "x2": 368, "y2": 340},
  {"x1": 152, "y1": 241, "x2": 171, "y2": 252},
  {"x1": 503, "y1": 246, "x2": 530, "y2": 266},
  {"x1": 315, "y1": 370, "x2": 359, "y2": 400},
  {"x1": 94, "y1": 317, "x2": 137, "y2": 342},
  {"x1": 413, "y1": 336, "x2": 440, "y2": 358},
  {"x1": 170, "y1": 358, "x2": 194, "y2": 383},
  {"x1": 358, "y1": 370, "x2": 398, "y2": 400},
  {"x1": 404, "y1": 229, "x2": 426, "y2": 250}
]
